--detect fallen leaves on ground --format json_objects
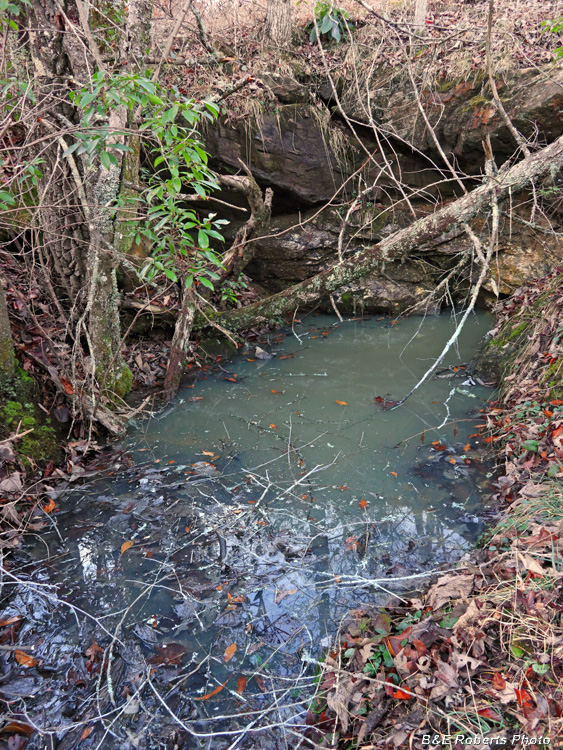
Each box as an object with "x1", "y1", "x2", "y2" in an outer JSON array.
[{"x1": 223, "y1": 643, "x2": 237, "y2": 662}]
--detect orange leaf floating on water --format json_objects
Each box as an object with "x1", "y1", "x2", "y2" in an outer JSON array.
[
  {"x1": 279, "y1": 353, "x2": 296, "y2": 360},
  {"x1": 448, "y1": 457, "x2": 457, "y2": 465},
  {"x1": 202, "y1": 450, "x2": 214, "y2": 456},
  {"x1": 390, "y1": 471, "x2": 398, "y2": 477},
  {"x1": 0, "y1": 615, "x2": 22, "y2": 627},
  {"x1": 197, "y1": 677, "x2": 231, "y2": 701},
  {"x1": 337, "y1": 485, "x2": 349, "y2": 490},
  {"x1": 431, "y1": 441, "x2": 447, "y2": 451},
  {"x1": 335, "y1": 400, "x2": 348, "y2": 406},
  {"x1": 121, "y1": 540, "x2": 134, "y2": 554},
  {"x1": 464, "y1": 443, "x2": 470, "y2": 452},
  {"x1": 14, "y1": 650, "x2": 37, "y2": 668},
  {"x1": 359, "y1": 499, "x2": 368, "y2": 510},
  {"x1": 79, "y1": 727, "x2": 94, "y2": 741},
  {"x1": 224, "y1": 643, "x2": 237, "y2": 662},
  {"x1": 270, "y1": 424, "x2": 277, "y2": 429},
  {"x1": 43, "y1": 498, "x2": 56, "y2": 514},
  {"x1": 271, "y1": 389, "x2": 283, "y2": 394},
  {"x1": 237, "y1": 675, "x2": 247, "y2": 694}
]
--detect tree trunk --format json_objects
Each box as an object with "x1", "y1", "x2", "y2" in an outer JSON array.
[
  {"x1": 163, "y1": 288, "x2": 196, "y2": 398},
  {"x1": 264, "y1": 0, "x2": 292, "y2": 46},
  {"x1": 204, "y1": 134, "x2": 563, "y2": 333},
  {"x1": 0, "y1": 279, "x2": 15, "y2": 381},
  {"x1": 25, "y1": 0, "x2": 153, "y2": 404}
]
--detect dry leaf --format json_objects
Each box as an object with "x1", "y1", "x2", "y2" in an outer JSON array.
[
  {"x1": 427, "y1": 574, "x2": 474, "y2": 611},
  {"x1": 335, "y1": 400, "x2": 348, "y2": 406},
  {"x1": 236, "y1": 675, "x2": 247, "y2": 694},
  {"x1": 359, "y1": 499, "x2": 368, "y2": 510},
  {"x1": 43, "y1": 498, "x2": 56, "y2": 514},
  {"x1": 79, "y1": 727, "x2": 94, "y2": 741},
  {"x1": 269, "y1": 424, "x2": 277, "y2": 429},
  {"x1": 14, "y1": 650, "x2": 37, "y2": 668},
  {"x1": 224, "y1": 643, "x2": 237, "y2": 662},
  {"x1": 274, "y1": 589, "x2": 297, "y2": 604},
  {"x1": 120, "y1": 540, "x2": 134, "y2": 554}
]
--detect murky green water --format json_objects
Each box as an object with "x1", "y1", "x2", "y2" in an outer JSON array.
[{"x1": 17, "y1": 312, "x2": 494, "y2": 748}]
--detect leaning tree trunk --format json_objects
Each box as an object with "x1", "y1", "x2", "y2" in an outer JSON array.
[
  {"x1": 264, "y1": 0, "x2": 292, "y2": 46},
  {"x1": 0, "y1": 279, "x2": 15, "y2": 382},
  {"x1": 204, "y1": 133, "x2": 563, "y2": 333}
]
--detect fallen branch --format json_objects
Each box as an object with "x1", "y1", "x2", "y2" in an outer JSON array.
[{"x1": 197, "y1": 133, "x2": 563, "y2": 333}]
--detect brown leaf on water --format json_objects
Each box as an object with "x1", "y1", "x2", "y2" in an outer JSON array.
[
  {"x1": 335, "y1": 400, "x2": 348, "y2": 406},
  {"x1": 224, "y1": 643, "x2": 237, "y2": 662},
  {"x1": 43, "y1": 498, "x2": 56, "y2": 514},
  {"x1": 464, "y1": 443, "x2": 470, "y2": 452},
  {"x1": 148, "y1": 643, "x2": 187, "y2": 666},
  {"x1": 359, "y1": 499, "x2": 368, "y2": 510},
  {"x1": 79, "y1": 726, "x2": 94, "y2": 741},
  {"x1": 274, "y1": 589, "x2": 297, "y2": 604},
  {"x1": 202, "y1": 450, "x2": 214, "y2": 456},
  {"x1": 14, "y1": 650, "x2": 37, "y2": 668},
  {"x1": 269, "y1": 424, "x2": 277, "y2": 429},
  {"x1": 0, "y1": 615, "x2": 22, "y2": 627},
  {"x1": 236, "y1": 675, "x2": 247, "y2": 694},
  {"x1": 120, "y1": 540, "x2": 134, "y2": 554}
]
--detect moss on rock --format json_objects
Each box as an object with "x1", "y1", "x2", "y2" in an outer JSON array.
[{"x1": 0, "y1": 370, "x2": 63, "y2": 469}]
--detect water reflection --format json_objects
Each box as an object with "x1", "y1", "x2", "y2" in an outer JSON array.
[{"x1": 21, "y1": 312, "x2": 494, "y2": 746}]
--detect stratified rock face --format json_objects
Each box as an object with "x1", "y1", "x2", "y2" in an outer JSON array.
[
  {"x1": 342, "y1": 67, "x2": 563, "y2": 169},
  {"x1": 205, "y1": 105, "x2": 360, "y2": 207},
  {"x1": 206, "y1": 65, "x2": 563, "y2": 313}
]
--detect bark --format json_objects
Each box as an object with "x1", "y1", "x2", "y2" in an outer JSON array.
[
  {"x1": 163, "y1": 288, "x2": 196, "y2": 398},
  {"x1": 205, "y1": 134, "x2": 563, "y2": 333},
  {"x1": 264, "y1": 0, "x2": 292, "y2": 46},
  {"x1": 25, "y1": 0, "x2": 154, "y2": 405},
  {"x1": 0, "y1": 280, "x2": 15, "y2": 380},
  {"x1": 216, "y1": 169, "x2": 273, "y2": 283}
]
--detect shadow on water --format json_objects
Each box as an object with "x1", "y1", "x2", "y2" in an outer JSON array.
[{"x1": 2, "y1": 312, "x2": 495, "y2": 749}]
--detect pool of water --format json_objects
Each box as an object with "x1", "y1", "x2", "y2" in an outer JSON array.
[{"x1": 8, "y1": 312, "x2": 494, "y2": 749}]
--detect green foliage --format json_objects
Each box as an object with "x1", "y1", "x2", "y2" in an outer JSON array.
[
  {"x1": 0, "y1": 0, "x2": 30, "y2": 32},
  {"x1": 543, "y1": 17, "x2": 563, "y2": 58},
  {"x1": 309, "y1": 2, "x2": 352, "y2": 44},
  {"x1": 220, "y1": 276, "x2": 248, "y2": 306},
  {"x1": 67, "y1": 71, "x2": 228, "y2": 290}
]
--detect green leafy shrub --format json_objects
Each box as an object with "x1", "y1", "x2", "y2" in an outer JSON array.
[{"x1": 309, "y1": 2, "x2": 352, "y2": 44}]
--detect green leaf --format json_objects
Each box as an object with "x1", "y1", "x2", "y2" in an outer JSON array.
[
  {"x1": 100, "y1": 151, "x2": 112, "y2": 170},
  {"x1": 197, "y1": 229, "x2": 209, "y2": 249},
  {"x1": 532, "y1": 662, "x2": 549, "y2": 676},
  {"x1": 511, "y1": 645, "x2": 525, "y2": 658},
  {"x1": 185, "y1": 274, "x2": 194, "y2": 288},
  {"x1": 0, "y1": 191, "x2": 16, "y2": 206},
  {"x1": 171, "y1": 177, "x2": 182, "y2": 193},
  {"x1": 343, "y1": 648, "x2": 355, "y2": 659},
  {"x1": 164, "y1": 268, "x2": 178, "y2": 282},
  {"x1": 199, "y1": 276, "x2": 214, "y2": 290}
]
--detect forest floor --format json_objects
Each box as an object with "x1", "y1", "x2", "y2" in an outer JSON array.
[{"x1": 309, "y1": 269, "x2": 563, "y2": 748}]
